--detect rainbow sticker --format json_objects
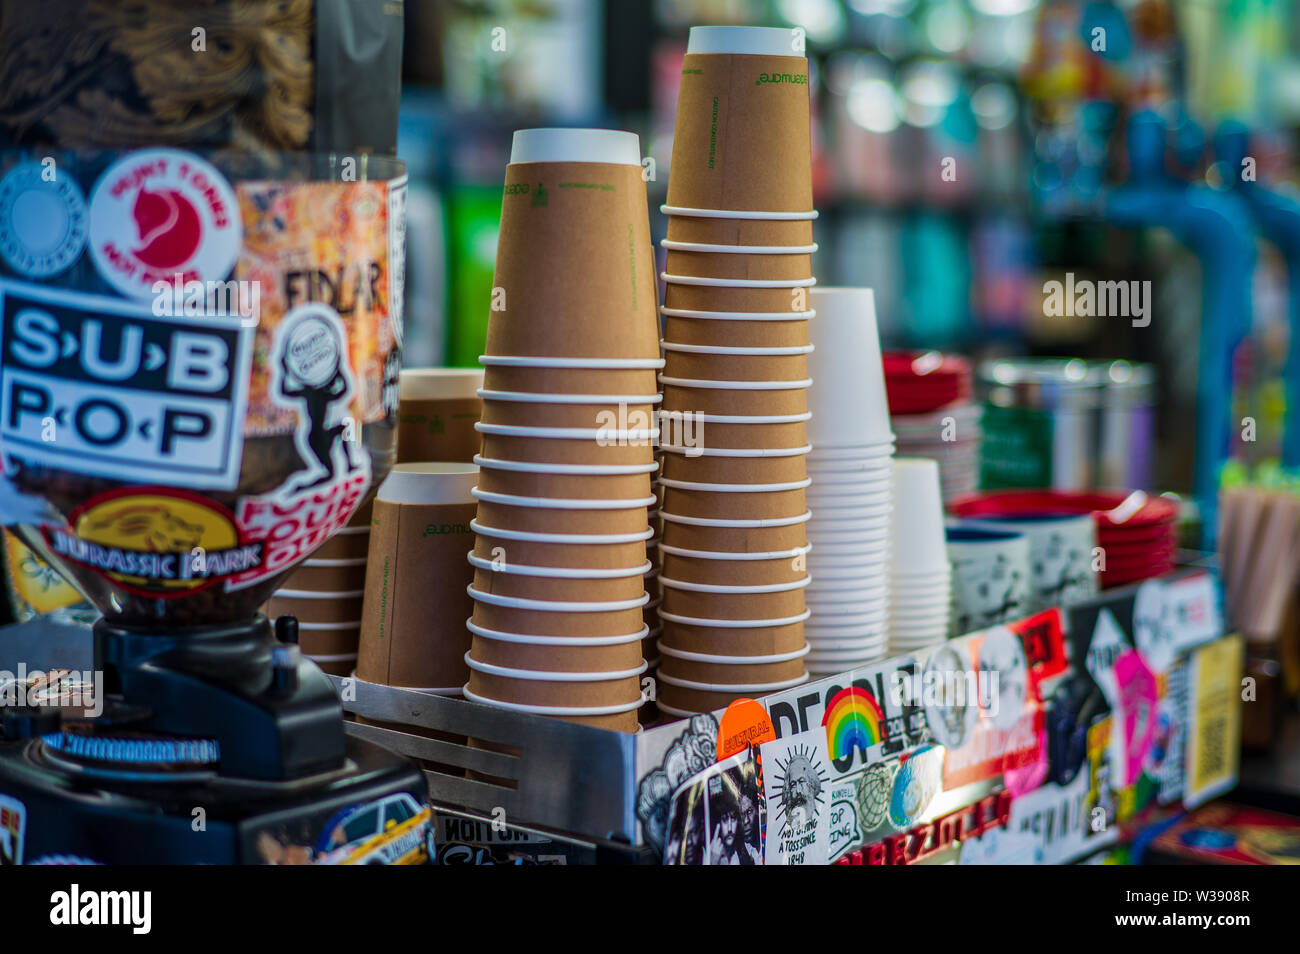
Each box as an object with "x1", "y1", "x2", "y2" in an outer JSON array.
[{"x1": 822, "y1": 686, "x2": 886, "y2": 760}]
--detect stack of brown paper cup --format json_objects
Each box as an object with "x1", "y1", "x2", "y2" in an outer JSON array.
[
  {"x1": 465, "y1": 127, "x2": 662, "y2": 733},
  {"x1": 357, "y1": 463, "x2": 478, "y2": 692},
  {"x1": 267, "y1": 502, "x2": 372, "y2": 675},
  {"x1": 398, "y1": 368, "x2": 485, "y2": 464},
  {"x1": 654, "y1": 25, "x2": 818, "y2": 716}
]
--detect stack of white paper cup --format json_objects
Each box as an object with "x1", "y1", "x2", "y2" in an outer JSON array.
[
  {"x1": 654, "y1": 25, "x2": 817, "y2": 715},
  {"x1": 465, "y1": 128, "x2": 662, "y2": 733},
  {"x1": 888, "y1": 458, "x2": 952, "y2": 653},
  {"x1": 799, "y1": 288, "x2": 895, "y2": 672}
]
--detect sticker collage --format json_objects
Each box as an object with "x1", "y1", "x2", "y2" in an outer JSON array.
[{"x1": 636, "y1": 570, "x2": 1239, "y2": 865}]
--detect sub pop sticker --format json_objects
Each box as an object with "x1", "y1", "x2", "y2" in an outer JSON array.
[
  {"x1": 0, "y1": 162, "x2": 88, "y2": 278},
  {"x1": 0, "y1": 280, "x2": 254, "y2": 490},
  {"x1": 87, "y1": 149, "x2": 240, "y2": 300}
]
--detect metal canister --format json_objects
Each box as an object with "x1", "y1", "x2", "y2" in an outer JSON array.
[{"x1": 977, "y1": 358, "x2": 1156, "y2": 491}]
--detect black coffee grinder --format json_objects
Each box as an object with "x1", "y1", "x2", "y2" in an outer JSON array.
[{"x1": 0, "y1": 4, "x2": 427, "y2": 865}]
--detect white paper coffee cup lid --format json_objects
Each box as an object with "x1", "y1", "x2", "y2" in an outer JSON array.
[
  {"x1": 510, "y1": 127, "x2": 641, "y2": 166},
  {"x1": 400, "y1": 367, "x2": 484, "y2": 401},
  {"x1": 379, "y1": 462, "x2": 479, "y2": 505}
]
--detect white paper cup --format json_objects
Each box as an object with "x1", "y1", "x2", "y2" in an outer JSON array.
[
  {"x1": 807, "y1": 287, "x2": 892, "y2": 447},
  {"x1": 946, "y1": 524, "x2": 1033, "y2": 635},
  {"x1": 959, "y1": 513, "x2": 1099, "y2": 611},
  {"x1": 889, "y1": 457, "x2": 949, "y2": 576}
]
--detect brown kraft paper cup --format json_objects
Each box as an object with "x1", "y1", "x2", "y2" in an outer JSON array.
[
  {"x1": 479, "y1": 399, "x2": 658, "y2": 431},
  {"x1": 470, "y1": 634, "x2": 644, "y2": 673},
  {"x1": 555, "y1": 709, "x2": 641, "y2": 732},
  {"x1": 479, "y1": 432, "x2": 655, "y2": 467},
  {"x1": 660, "y1": 485, "x2": 806, "y2": 520},
  {"x1": 664, "y1": 282, "x2": 814, "y2": 313},
  {"x1": 471, "y1": 600, "x2": 645, "y2": 637},
  {"x1": 482, "y1": 364, "x2": 660, "y2": 395},
  {"x1": 486, "y1": 161, "x2": 659, "y2": 360},
  {"x1": 661, "y1": 519, "x2": 807, "y2": 553},
  {"x1": 282, "y1": 561, "x2": 368, "y2": 592},
  {"x1": 472, "y1": 566, "x2": 647, "y2": 603},
  {"x1": 657, "y1": 681, "x2": 766, "y2": 714},
  {"x1": 664, "y1": 249, "x2": 812, "y2": 281},
  {"x1": 660, "y1": 451, "x2": 808, "y2": 485},
  {"x1": 471, "y1": 532, "x2": 649, "y2": 570},
  {"x1": 658, "y1": 654, "x2": 806, "y2": 686},
  {"x1": 357, "y1": 497, "x2": 477, "y2": 689},
  {"x1": 266, "y1": 594, "x2": 365, "y2": 624},
  {"x1": 667, "y1": 215, "x2": 814, "y2": 247},
  {"x1": 660, "y1": 617, "x2": 806, "y2": 656},
  {"x1": 679, "y1": 419, "x2": 807, "y2": 449},
  {"x1": 473, "y1": 500, "x2": 650, "y2": 535},
  {"x1": 311, "y1": 530, "x2": 371, "y2": 560},
  {"x1": 661, "y1": 584, "x2": 806, "y2": 620},
  {"x1": 661, "y1": 551, "x2": 807, "y2": 586},
  {"x1": 663, "y1": 350, "x2": 808, "y2": 381},
  {"x1": 663, "y1": 316, "x2": 810, "y2": 349},
  {"x1": 467, "y1": 669, "x2": 643, "y2": 707},
  {"x1": 666, "y1": 52, "x2": 813, "y2": 213},
  {"x1": 298, "y1": 626, "x2": 362, "y2": 657},
  {"x1": 659, "y1": 382, "x2": 808, "y2": 417},
  {"x1": 398, "y1": 397, "x2": 482, "y2": 464},
  {"x1": 476, "y1": 467, "x2": 652, "y2": 501}
]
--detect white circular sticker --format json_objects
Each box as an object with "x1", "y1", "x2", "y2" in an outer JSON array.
[
  {"x1": 0, "y1": 161, "x2": 88, "y2": 277},
  {"x1": 923, "y1": 641, "x2": 978, "y2": 748},
  {"x1": 978, "y1": 626, "x2": 1028, "y2": 731},
  {"x1": 283, "y1": 310, "x2": 344, "y2": 387},
  {"x1": 87, "y1": 149, "x2": 240, "y2": 300}
]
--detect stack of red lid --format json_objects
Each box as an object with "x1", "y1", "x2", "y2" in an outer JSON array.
[
  {"x1": 949, "y1": 490, "x2": 1177, "y2": 588},
  {"x1": 882, "y1": 351, "x2": 973, "y2": 414},
  {"x1": 883, "y1": 351, "x2": 980, "y2": 501}
]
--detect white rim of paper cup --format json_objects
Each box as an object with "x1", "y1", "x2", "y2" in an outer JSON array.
[
  {"x1": 332, "y1": 526, "x2": 370, "y2": 536},
  {"x1": 296, "y1": 619, "x2": 363, "y2": 630},
  {"x1": 657, "y1": 574, "x2": 811, "y2": 595},
  {"x1": 307, "y1": 652, "x2": 359, "y2": 663},
  {"x1": 467, "y1": 553, "x2": 652, "y2": 580},
  {"x1": 658, "y1": 542, "x2": 812, "y2": 561},
  {"x1": 379, "y1": 462, "x2": 479, "y2": 505},
  {"x1": 465, "y1": 652, "x2": 648, "y2": 682},
  {"x1": 661, "y1": 272, "x2": 817, "y2": 289},
  {"x1": 660, "y1": 238, "x2": 818, "y2": 255},
  {"x1": 686, "y1": 24, "x2": 803, "y2": 55},
  {"x1": 400, "y1": 367, "x2": 483, "y2": 401},
  {"x1": 462, "y1": 686, "x2": 646, "y2": 717},
  {"x1": 656, "y1": 670, "x2": 810, "y2": 693},
  {"x1": 660, "y1": 443, "x2": 812, "y2": 458},
  {"x1": 656, "y1": 608, "x2": 812, "y2": 628},
  {"x1": 510, "y1": 127, "x2": 641, "y2": 166},
  {"x1": 302, "y1": 557, "x2": 368, "y2": 568},
  {"x1": 666, "y1": 410, "x2": 812, "y2": 424},
  {"x1": 474, "y1": 455, "x2": 660, "y2": 477},
  {"x1": 467, "y1": 585, "x2": 649, "y2": 613},
  {"x1": 477, "y1": 387, "x2": 664, "y2": 406},
  {"x1": 660, "y1": 306, "x2": 816, "y2": 321},
  {"x1": 474, "y1": 422, "x2": 659, "y2": 441},
  {"x1": 660, "y1": 340, "x2": 815, "y2": 357},
  {"x1": 467, "y1": 619, "x2": 649, "y2": 647},
  {"x1": 658, "y1": 476, "x2": 811, "y2": 493},
  {"x1": 274, "y1": 588, "x2": 364, "y2": 599},
  {"x1": 479, "y1": 355, "x2": 665, "y2": 370},
  {"x1": 661, "y1": 204, "x2": 818, "y2": 221},
  {"x1": 658, "y1": 509, "x2": 812, "y2": 529},
  {"x1": 469, "y1": 519, "x2": 654, "y2": 545},
  {"x1": 659, "y1": 374, "x2": 812, "y2": 391},
  {"x1": 471, "y1": 487, "x2": 658, "y2": 510},
  {"x1": 656, "y1": 641, "x2": 811, "y2": 665}
]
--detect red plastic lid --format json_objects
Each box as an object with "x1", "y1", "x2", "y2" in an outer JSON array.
[
  {"x1": 949, "y1": 490, "x2": 1178, "y2": 529},
  {"x1": 883, "y1": 351, "x2": 972, "y2": 414}
]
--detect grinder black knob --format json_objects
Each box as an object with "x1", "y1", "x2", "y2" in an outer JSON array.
[{"x1": 271, "y1": 615, "x2": 300, "y2": 693}]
